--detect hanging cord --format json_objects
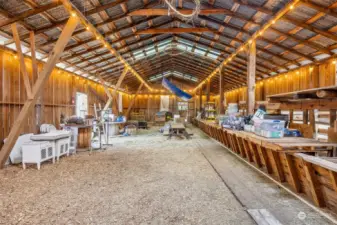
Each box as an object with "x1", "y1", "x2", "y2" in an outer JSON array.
[{"x1": 164, "y1": 0, "x2": 201, "y2": 23}]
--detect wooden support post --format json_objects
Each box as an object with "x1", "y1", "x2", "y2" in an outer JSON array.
[
  {"x1": 194, "y1": 93, "x2": 197, "y2": 117},
  {"x1": 98, "y1": 74, "x2": 113, "y2": 112},
  {"x1": 242, "y1": 139, "x2": 254, "y2": 162},
  {"x1": 30, "y1": 31, "x2": 38, "y2": 81},
  {"x1": 284, "y1": 153, "x2": 301, "y2": 193},
  {"x1": 329, "y1": 109, "x2": 336, "y2": 128},
  {"x1": 329, "y1": 171, "x2": 337, "y2": 192},
  {"x1": 289, "y1": 109, "x2": 294, "y2": 124},
  {"x1": 206, "y1": 79, "x2": 210, "y2": 102},
  {"x1": 30, "y1": 31, "x2": 42, "y2": 133},
  {"x1": 302, "y1": 160, "x2": 325, "y2": 207},
  {"x1": 270, "y1": 151, "x2": 285, "y2": 182},
  {"x1": 248, "y1": 141, "x2": 262, "y2": 168},
  {"x1": 111, "y1": 68, "x2": 129, "y2": 114},
  {"x1": 199, "y1": 84, "x2": 203, "y2": 112},
  {"x1": 303, "y1": 110, "x2": 309, "y2": 124},
  {"x1": 309, "y1": 109, "x2": 316, "y2": 133},
  {"x1": 11, "y1": 23, "x2": 33, "y2": 99},
  {"x1": 247, "y1": 40, "x2": 256, "y2": 116},
  {"x1": 0, "y1": 16, "x2": 78, "y2": 168},
  {"x1": 126, "y1": 83, "x2": 144, "y2": 119},
  {"x1": 258, "y1": 145, "x2": 273, "y2": 174},
  {"x1": 147, "y1": 95, "x2": 150, "y2": 121},
  {"x1": 219, "y1": 67, "x2": 225, "y2": 114}
]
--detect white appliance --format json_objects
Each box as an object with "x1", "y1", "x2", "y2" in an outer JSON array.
[{"x1": 22, "y1": 141, "x2": 54, "y2": 170}]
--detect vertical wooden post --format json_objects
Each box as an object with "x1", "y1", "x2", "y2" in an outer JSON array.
[
  {"x1": 206, "y1": 79, "x2": 210, "y2": 102},
  {"x1": 199, "y1": 84, "x2": 203, "y2": 112},
  {"x1": 30, "y1": 31, "x2": 42, "y2": 133},
  {"x1": 247, "y1": 40, "x2": 256, "y2": 115},
  {"x1": 194, "y1": 93, "x2": 197, "y2": 117},
  {"x1": 126, "y1": 83, "x2": 144, "y2": 119},
  {"x1": 111, "y1": 68, "x2": 129, "y2": 114},
  {"x1": 0, "y1": 16, "x2": 78, "y2": 168},
  {"x1": 309, "y1": 109, "x2": 316, "y2": 133},
  {"x1": 11, "y1": 23, "x2": 33, "y2": 99},
  {"x1": 147, "y1": 95, "x2": 150, "y2": 121},
  {"x1": 303, "y1": 109, "x2": 309, "y2": 124},
  {"x1": 330, "y1": 109, "x2": 336, "y2": 128},
  {"x1": 289, "y1": 109, "x2": 294, "y2": 124},
  {"x1": 97, "y1": 74, "x2": 113, "y2": 112},
  {"x1": 219, "y1": 68, "x2": 225, "y2": 114}
]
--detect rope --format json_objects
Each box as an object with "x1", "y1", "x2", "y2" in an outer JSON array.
[
  {"x1": 164, "y1": 0, "x2": 200, "y2": 22},
  {"x1": 164, "y1": 42, "x2": 187, "y2": 56}
]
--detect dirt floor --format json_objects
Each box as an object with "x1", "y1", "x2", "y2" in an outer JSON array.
[{"x1": 0, "y1": 126, "x2": 336, "y2": 224}]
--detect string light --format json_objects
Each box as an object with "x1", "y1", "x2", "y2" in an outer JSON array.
[
  {"x1": 63, "y1": 4, "x2": 151, "y2": 91},
  {"x1": 192, "y1": 0, "x2": 300, "y2": 93}
]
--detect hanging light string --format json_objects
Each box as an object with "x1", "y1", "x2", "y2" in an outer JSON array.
[
  {"x1": 165, "y1": 0, "x2": 200, "y2": 23},
  {"x1": 61, "y1": 0, "x2": 152, "y2": 91},
  {"x1": 193, "y1": 0, "x2": 300, "y2": 93}
]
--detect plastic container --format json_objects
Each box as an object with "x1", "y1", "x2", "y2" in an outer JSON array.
[{"x1": 255, "y1": 120, "x2": 286, "y2": 138}]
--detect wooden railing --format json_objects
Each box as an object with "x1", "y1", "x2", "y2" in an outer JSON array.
[{"x1": 193, "y1": 119, "x2": 337, "y2": 214}]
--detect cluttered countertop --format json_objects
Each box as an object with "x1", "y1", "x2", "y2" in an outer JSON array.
[{"x1": 195, "y1": 103, "x2": 337, "y2": 152}]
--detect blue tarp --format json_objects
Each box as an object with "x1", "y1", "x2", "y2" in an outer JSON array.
[{"x1": 161, "y1": 78, "x2": 192, "y2": 101}]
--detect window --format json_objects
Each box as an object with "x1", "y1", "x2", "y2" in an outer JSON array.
[
  {"x1": 177, "y1": 102, "x2": 188, "y2": 111},
  {"x1": 76, "y1": 92, "x2": 88, "y2": 118}
]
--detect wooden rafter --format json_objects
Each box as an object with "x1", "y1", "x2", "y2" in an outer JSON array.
[
  {"x1": 0, "y1": 16, "x2": 79, "y2": 168},
  {"x1": 0, "y1": 2, "x2": 61, "y2": 28},
  {"x1": 11, "y1": 23, "x2": 33, "y2": 99},
  {"x1": 136, "y1": 27, "x2": 211, "y2": 34},
  {"x1": 126, "y1": 83, "x2": 144, "y2": 118},
  {"x1": 129, "y1": 8, "x2": 233, "y2": 16}
]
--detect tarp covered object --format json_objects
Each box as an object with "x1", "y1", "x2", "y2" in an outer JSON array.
[{"x1": 161, "y1": 78, "x2": 192, "y2": 101}]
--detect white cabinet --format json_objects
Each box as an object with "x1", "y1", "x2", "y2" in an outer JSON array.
[
  {"x1": 22, "y1": 141, "x2": 54, "y2": 170},
  {"x1": 55, "y1": 138, "x2": 70, "y2": 161}
]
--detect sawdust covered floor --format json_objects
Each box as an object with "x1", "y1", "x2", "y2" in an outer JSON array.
[
  {"x1": 0, "y1": 127, "x2": 254, "y2": 225},
  {"x1": 0, "y1": 126, "x2": 334, "y2": 224}
]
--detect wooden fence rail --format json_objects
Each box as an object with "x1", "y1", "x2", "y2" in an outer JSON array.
[{"x1": 193, "y1": 119, "x2": 337, "y2": 214}]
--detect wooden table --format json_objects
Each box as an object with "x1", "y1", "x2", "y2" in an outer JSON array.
[{"x1": 168, "y1": 123, "x2": 190, "y2": 139}]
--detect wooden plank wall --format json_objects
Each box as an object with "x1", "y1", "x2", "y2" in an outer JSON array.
[
  {"x1": 0, "y1": 49, "x2": 125, "y2": 148},
  {"x1": 0, "y1": 48, "x2": 203, "y2": 148},
  {"x1": 131, "y1": 94, "x2": 199, "y2": 121},
  {"x1": 224, "y1": 61, "x2": 336, "y2": 104}
]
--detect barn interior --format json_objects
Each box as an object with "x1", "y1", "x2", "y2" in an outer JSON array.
[{"x1": 1, "y1": 0, "x2": 337, "y2": 224}]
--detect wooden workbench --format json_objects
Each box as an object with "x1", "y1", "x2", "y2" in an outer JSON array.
[{"x1": 193, "y1": 118, "x2": 337, "y2": 213}]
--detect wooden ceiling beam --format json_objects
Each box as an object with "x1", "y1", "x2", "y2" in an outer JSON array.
[
  {"x1": 61, "y1": 20, "x2": 171, "y2": 62},
  {"x1": 136, "y1": 27, "x2": 212, "y2": 34},
  {"x1": 129, "y1": 8, "x2": 233, "y2": 16},
  {"x1": 300, "y1": 1, "x2": 337, "y2": 20},
  {"x1": 175, "y1": 34, "x2": 273, "y2": 74},
  {"x1": 0, "y1": 2, "x2": 61, "y2": 28},
  {"x1": 197, "y1": 16, "x2": 315, "y2": 62},
  {"x1": 282, "y1": 16, "x2": 337, "y2": 43},
  {"x1": 18, "y1": 1, "x2": 158, "y2": 44}
]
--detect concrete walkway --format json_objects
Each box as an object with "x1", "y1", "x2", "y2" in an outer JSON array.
[{"x1": 193, "y1": 126, "x2": 336, "y2": 225}]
